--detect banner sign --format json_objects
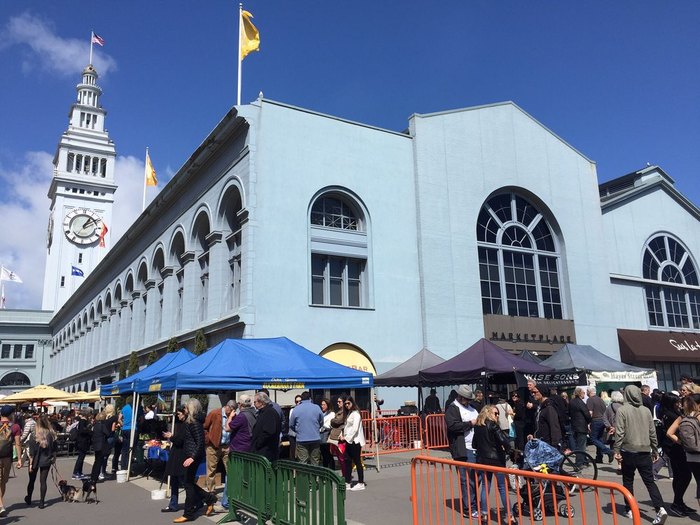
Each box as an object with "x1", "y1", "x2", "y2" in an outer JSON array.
[
  {"x1": 262, "y1": 382, "x2": 305, "y2": 390},
  {"x1": 515, "y1": 370, "x2": 587, "y2": 388}
]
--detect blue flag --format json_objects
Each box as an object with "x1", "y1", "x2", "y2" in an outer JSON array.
[{"x1": 71, "y1": 266, "x2": 84, "y2": 277}]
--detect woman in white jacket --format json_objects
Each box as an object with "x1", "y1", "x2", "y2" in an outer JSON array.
[{"x1": 341, "y1": 396, "x2": 366, "y2": 491}]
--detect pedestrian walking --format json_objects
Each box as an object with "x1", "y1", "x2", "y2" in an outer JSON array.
[
  {"x1": 570, "y1": 387, "x2": 592, "y2": 467},
  {"x1": 587, "y1": 387, "x2": 614, "y2": 463},
  {"x1": 71, "y1": 409, "x2": 91, "y2": 479},
  {"x1": 341, "y1": 396, "x2": 366, "y2": 491},
  {"x1": 666, "y1": 395, "x2": 700, "y2": 514},
  {"x1": 0, "y1": 406, "x2": 22, "y2": 516},
  {"x1": 89, "y1": 411, "x2": 110, "y2": 483},
  {"x1": 24, "y1": 414, "x2": 56, "y2": 509},
  {"x1": 161, "y1": 406, "x2": 187, "y2": 513}
]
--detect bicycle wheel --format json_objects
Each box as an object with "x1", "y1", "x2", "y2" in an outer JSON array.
[{"x1": 559, "y1": 450, "x2": 597, "y2": 491}]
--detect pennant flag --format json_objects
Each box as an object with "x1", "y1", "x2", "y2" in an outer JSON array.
[
  {"x1": 71, "y1": 266, "x2": 85, "y2": 277},
  {"x1": 0, "y1": 266, "x2": 23, "y2": 283},
  {"x1": 1, "y1": 288, "x2": 5, "y2": 309},
  {"x1": 240, "y1": 10, "x2": 260, "y2": 60},
  {"x1": 91, "y1": 33, "x2": 105, "y2": 46},
  {"x1": 145, "y1": 150, "x2": 157, "y2": 186},
  {"x1": 99, "y1": 222, "x2": 109, "y2": 248}
]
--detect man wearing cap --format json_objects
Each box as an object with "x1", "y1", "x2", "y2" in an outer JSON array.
[
  {"x1": 445, "y1": 385, "x2": 479, "y2": 518},
  {"x1": 0, "y1": 405, "x2": 22, "y2": 517},
  {"x1": 530, "y1": 385, "x2": 562, "y2": 449}
]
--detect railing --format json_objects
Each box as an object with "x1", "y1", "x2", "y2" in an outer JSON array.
[
  {"x1": 274, "y1": 459, "x2": 346, "y2": 525},
  {"x1": 221, "y1": 452, "x2": 346, "y2": 525},
  {"x1": 423, "y1": 414, "x2": 448, "y2": 449},
  {"x1": 362, "y1": 415, "x2": 422, "y2": 457},
  {"x1": 410, "y1": 455, "x2": 642, "y2": 525},
  {"x1": 222, "y1": 451, "x2": 275, "y2": 525}
]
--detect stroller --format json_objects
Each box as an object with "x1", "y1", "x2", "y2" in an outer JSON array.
[{"x1": 511, "y1": 439, "x2": 575, "y2": 521}]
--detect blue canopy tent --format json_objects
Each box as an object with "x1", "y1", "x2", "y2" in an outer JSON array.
[
  {"x1": 99, "y1": 348, "x2": 197, "y2": 396},
  {"x1": 135, "y1": 337, "x2": 373, "y2": 393}
]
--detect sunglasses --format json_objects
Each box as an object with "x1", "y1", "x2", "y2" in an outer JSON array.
[{"x1": 493, "y1": 411, "x2": 500, "y2": 416}]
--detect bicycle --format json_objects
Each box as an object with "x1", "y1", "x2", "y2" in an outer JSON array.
[{"x1": 558, "y1": 449, "x2": 598, "y2": 491}]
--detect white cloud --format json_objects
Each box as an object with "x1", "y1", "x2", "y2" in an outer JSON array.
[
  {"x1": 0, "y1": 12, "x2": 117, "y2": 77},
  {"x1": 0, "y1": 153, "x2": 161, "y2": 310}
]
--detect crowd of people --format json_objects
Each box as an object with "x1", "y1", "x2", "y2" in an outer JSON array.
[{"x1": 444, "y1": 375, "x2": 700, "y2": 525}]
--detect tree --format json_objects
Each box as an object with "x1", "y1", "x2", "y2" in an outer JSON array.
[
  {"x1": 166, "y1": 337, "x2": 179, "y2": 353},
  {"x1": 194, "y1": 330, "x2": 207, "y2": 355},
  {"x1": 118, "y1": 360, "x2": 127, "y2": 380},
  {"x1": 146, "y1": 349, "x2": 158, "y2": 366},
  {"x1": 127, "y1": 351, "x2": 139, "y2": 377},
  {"x1": 191, "y1": 329, "x2": 209, "y2": 410}
]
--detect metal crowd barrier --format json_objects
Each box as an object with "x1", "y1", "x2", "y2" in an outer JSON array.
[
  {"x1": 221, "y1": 452, "x2": 346, "y2": 525},
  {"x1": 423, "y1": 414, "x2": 448, "y2": 449},
  {"x1": 274, "y1": 459, "x2": 346, "y2": 525},
  {"x1": 361, "y1": 415, "x2": 423, "y2": 457},
  {"x1": 410, "y1": 455, "x2": 642, "y2": 525}
]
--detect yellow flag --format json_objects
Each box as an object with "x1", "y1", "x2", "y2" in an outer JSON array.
[
  {"x1": 145, "y1": 150, "x2": 157, "y2": 186},
  {"x1": 240, "y1": 10, "x2": 260, "y2": 60}
]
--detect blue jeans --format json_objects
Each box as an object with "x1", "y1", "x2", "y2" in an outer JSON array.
[
  {"x1": 120, "y1": 429, "x2": 132, "y2": 470},
  {"x1": 221, "y1": 475, "x2": 229, "y2": 509},
  {"x1": 456, "y1": 449, "x2": 478, "y2": 515},
  {"x1": 589, "y1": 420, "x2": 611, "y2": 459},
  {"x1": 479, "y1": 469, "x2": 508, "y2": 513}
]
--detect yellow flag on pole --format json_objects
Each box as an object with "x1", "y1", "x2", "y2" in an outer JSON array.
[
  {"x1": 145, "y1": 150, "x2": 157, "y2": 186},
  {"x1": 240, "y1": 10, "x2": 260, "y2": 60}
]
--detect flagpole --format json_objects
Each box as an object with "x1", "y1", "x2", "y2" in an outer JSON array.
[
  {"x1": 1, "y1": 283, "x2": 5, "y2": 309},
  {"x1": 89, "y1": 31, "x2": 94, "y2": 65},
  {"x1": 237, "y1": 3, "x2": 243, "y2": 106},
  {"x1": 142, "y1": 147, "x2": 148, "y2": 211}
]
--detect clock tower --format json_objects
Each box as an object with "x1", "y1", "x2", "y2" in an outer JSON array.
[{"x1": 42, "y1": 64, "x2": 117, "y2": 311}]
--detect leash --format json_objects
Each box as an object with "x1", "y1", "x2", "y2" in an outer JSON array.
[{"x1": 50, "y1": 460, "x2": 65, "y2": 492}]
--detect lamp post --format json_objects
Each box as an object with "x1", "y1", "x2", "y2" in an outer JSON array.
[{"x1": 37, "y1": 338, "x2": 52, "y2": 385}]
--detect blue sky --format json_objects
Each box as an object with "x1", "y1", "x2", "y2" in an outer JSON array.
[{"x1": 1, "y1": 1, "x2": 699, "y2": 309}]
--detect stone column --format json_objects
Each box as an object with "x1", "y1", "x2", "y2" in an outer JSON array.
[
  {"x1": 181, "y1": 251, "x2": 198, "y2": 330},
  {"x1": 90, "y1": 320, "x2": 100, "y2": 368},
  {"x1": 98, "y1": 315, "x2": 109, "y2": 367},
  {"x1": 118, "y1": 300, "x2": 131, "y2": 359},
  {"x1": 78, "y1": 329, "x2": 87, "y2": 374},
  {"x1": 206, "y1": 231, "x2": 226, "y2": 320},
  {"x1": 160, "y1": 267, "x2": 177, "y2": 338},
  {"x1": 144, "y1": 279, "x2": 158, "y2": 344},
  {"x1": 130, "y1": 292, "x2": 144, "y2": 352},
  {"x1": 108, "y1": 307, "x2": 120, "y2": 361}
]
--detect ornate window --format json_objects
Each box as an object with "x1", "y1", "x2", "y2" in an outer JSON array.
[
  {"x1": 309, "y1": 191, "x2": 369, "y2": 308},
  {"x1": 643, "y1": 234, "x2": 700, "y2": 329},
  {"x1": 477, "y1": 193, "x2": 564, "y2": 319}
]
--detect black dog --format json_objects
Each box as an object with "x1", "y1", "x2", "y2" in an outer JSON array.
[{"x1": 81, "y1": 479, "x2": 98, "y2": 504}]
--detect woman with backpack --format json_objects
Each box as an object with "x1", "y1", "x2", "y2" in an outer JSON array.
[
  {"x1": 25, "y1": 414, "x2": 56, "y2": 509},
  {"x1": 666, "y1": 395, "x2": 700, "y2": 512}
]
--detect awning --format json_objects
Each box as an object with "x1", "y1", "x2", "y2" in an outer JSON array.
[
  {"x1": 320, "y1": 343, "x2": 377, "y2": 376},
  {"x1": 618, "y1": 329, "x2": 700, "y2": 363}
]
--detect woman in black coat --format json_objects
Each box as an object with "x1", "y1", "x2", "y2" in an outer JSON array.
[
  {"x1": 177, "y1": 399, "x2": 216, "y2": 523},
  {"x1": 161, "y1": 406, "x2": 187, "y2": 513},
  {"x1": 472, "y1": 405, "x2": 514, "y2": 523},
  {"x1": 25, "y1": 414, "x2": 56, "y2": 508},
  {"x1": 90, "y1": 411, "x2": 111, "y2": 483},
  {"x1": 72, "y1": 409, "x2": 92, "y2": 479}
]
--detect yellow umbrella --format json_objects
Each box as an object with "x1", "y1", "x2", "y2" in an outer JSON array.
[
  {"x1": 2, "y1": 384, "x2": 71, "y2": 404},
  {"x1": 56, "y1": 390, "x2": 102, "y2": 403}
]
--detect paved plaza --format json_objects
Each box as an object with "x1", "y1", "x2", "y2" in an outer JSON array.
[{"x1": 0, "y1": 451, "x2": 693, "y2": 524}]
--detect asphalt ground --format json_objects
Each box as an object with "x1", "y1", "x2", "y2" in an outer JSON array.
[{"x1": 0, "y1": 449, "x2": 694, "y2": 525}]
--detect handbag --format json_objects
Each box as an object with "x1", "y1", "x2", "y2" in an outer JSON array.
[{"x1": 508, "y1": 421, "x2": 516, "y2": 439}]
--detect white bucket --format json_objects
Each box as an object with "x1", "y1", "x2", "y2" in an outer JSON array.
[
  {"x1": 151, "y1": 489, "x2": 167, "y2": 500},
  {"x1": 116, "y1": 470, "x2": 128, "y2": 483},
  {"x1": 413, "y1": 440, "x2": 422, "y2": 449}
]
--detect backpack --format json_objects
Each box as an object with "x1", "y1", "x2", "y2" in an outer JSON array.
[
  {"x1": 678, "y1": 416, "x2": 700, "y2": 453},
  {"x1": 0, "y1": 422, "x2": 14, "y2": 458},
  {"x1": 67, "y1": 421, "x2": 79, "y2": 441}
]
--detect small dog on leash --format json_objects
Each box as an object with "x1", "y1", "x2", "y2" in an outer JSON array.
[{"x1": 58, "y1": 479, "x2": 99, "y2": 503}]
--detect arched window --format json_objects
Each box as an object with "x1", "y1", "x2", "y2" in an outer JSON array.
[
  {"x1": 477, "y1": 193, "x2": 564, "y2": 319},
  {"x1": 0, "y1": 372, "x2": 31, "y2": 387},
  {"x1": 309, "y1": 191, "x2": 368, "y2": 308},
  {"x1": 643, "y1": 234, "x2": 700, "y2": 329}
]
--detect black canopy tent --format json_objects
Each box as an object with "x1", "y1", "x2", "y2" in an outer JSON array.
[{"x1": 374, "y1": 348, "x2": 445, "y2": 411}]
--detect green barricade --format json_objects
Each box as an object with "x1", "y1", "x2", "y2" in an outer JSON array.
[
  {"x1": 220, "y1": 451, "x2": 275, "y2": 525},
  {"x1": 273, "y1": 460, "x2": 346, "y2": 525}
]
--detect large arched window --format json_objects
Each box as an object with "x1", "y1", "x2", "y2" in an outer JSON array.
[
  {"x1": 643, "y1": 234, "x2": 700, "y2": 329},
  {"x1": 477, "y1": 193, "x2": 564, "y2": 319},
  {"x1": 309, "y1": 191, "x2": 368, "y2": 308}
]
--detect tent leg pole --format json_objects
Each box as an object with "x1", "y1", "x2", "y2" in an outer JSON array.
[
  {"x1": 370, "y1": 387, "x2": 380, "y2": 472},
  {"x1": 165, "y1": 389, "x2": 178, "y2": 498}
]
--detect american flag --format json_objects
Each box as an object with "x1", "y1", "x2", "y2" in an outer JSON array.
[{"x1": 91, "y1": 33, "x2": 105, "y2": 47}]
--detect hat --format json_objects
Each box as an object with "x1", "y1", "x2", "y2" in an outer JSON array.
[
  {"x1": 537, "y1": 385, "x2": 551, "y2": 398},
  {"x1": 455, "y1": 385, "x2": 474, "y2": 400},
  {"x1": 0, "y1": 405, "x2": 15, "y2": 417}
]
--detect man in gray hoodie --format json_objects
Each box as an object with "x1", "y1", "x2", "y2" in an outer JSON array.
[{"x1": 613, "y1": 385, "x2": 667, "y2": 525}]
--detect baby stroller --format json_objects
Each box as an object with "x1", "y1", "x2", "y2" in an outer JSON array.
[{"x1": 511, "y1": 439, "x2": 575, "y2": 521}]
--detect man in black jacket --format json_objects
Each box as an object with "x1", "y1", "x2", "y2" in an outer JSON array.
[
  {"x1": 445, "y1": 385, "x2": 479, "y2": 518},
  {"x1": 252, "y1": 392, "x2": 281, "y2": 462},
  {"x1": 72, "y1": 409, "x2": 92, "y2": 480},
  {"x1": 532, "y1": 385, "x2": 561, "y2": 449},
  {"x1": 569, "y1": 386, "x2": 592, "y2": 467}
]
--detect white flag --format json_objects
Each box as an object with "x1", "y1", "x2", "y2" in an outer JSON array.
[{"x1": 0, "y1": 266, "x2": 23, "y2": 283}]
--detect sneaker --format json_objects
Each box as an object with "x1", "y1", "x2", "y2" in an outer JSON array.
[
  {"x1": 624, "y1": 510, "x2": 633, "y2": 519},
  {"x1": 350, "y1": 482, "x2": 366, "y2": 491},
  {"x1": 0, "y1": 507, "x2": 6, "y2": 517},
  {"x1": 652, "y1": 507, "x2": 668, "y2": 525},
  {"x1": 668, "y1": 504, "x2": 686, "y2": 517},
  {"x1": 345, "y1": 483, "x2": 352, "y2": 490},
  {"x1": 471, "y1": 511, "x2": 481, "y2": 519},
  {"x1": 72, "y1": 474, "x2": 83, "y2": 480},
  {"x1": 98, "y1": 474, "x2": 105, "y2": 481}
]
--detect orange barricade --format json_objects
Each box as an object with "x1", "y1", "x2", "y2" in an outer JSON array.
[
  {"x1": 360, "y1": 415, "x2": 423, "y2": 457},
  {"x1": 411, "y1": 455, "x2": 642, "y2": 525},
  {"x1": 423, "y1": 414, "x2": 448, "y2": 449}
]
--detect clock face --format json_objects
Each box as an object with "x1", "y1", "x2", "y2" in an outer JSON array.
[{"x1": 63, "y1": 208, "x2": 102, "y2": 245}]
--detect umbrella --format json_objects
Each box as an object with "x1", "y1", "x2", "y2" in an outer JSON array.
[
  {"x1": 1, "y1": 384, "x2": 71, "y2": 403},
  {"x1": 58, "y1": 390, "x2": 102, "y2": 403}
]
